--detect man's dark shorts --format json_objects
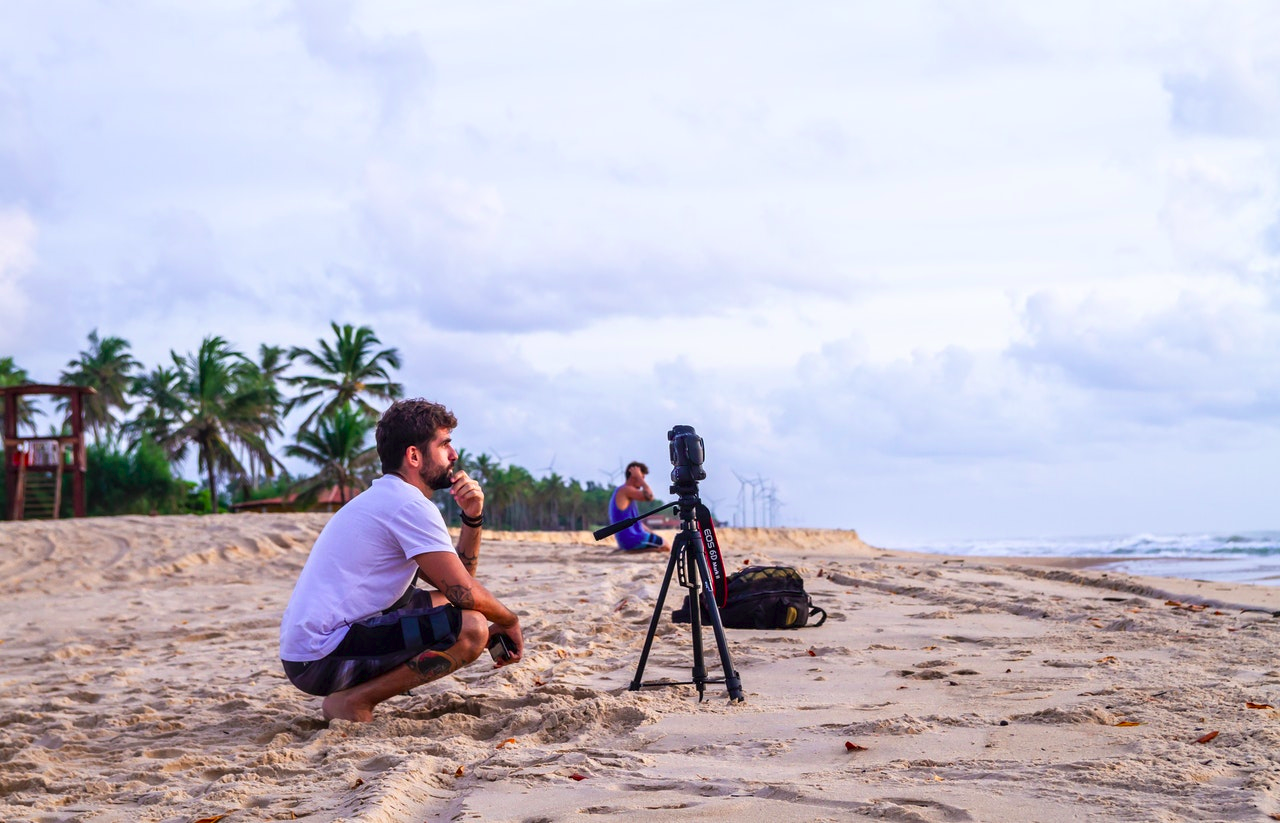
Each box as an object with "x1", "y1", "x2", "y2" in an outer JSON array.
[{"x1": 282, "y1": 590, "x2": 462, "y2": 696}]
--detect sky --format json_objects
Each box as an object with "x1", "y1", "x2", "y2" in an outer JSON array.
[{"x1": 2, "y1": 1, "x2": 1278, "y2": 546}]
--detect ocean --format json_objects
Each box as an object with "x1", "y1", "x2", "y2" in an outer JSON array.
[{"x1": 894, "y1": 531, "x2": 1280, "y2": 586}]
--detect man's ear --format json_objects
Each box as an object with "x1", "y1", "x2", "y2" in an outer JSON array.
[{"x1": 405, "y1": 445, "x2": 421, "y2": 467}]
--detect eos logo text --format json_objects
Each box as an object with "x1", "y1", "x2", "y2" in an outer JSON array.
[{"x1": 703, "y1": 528, "x2": 718, "y2": 561}]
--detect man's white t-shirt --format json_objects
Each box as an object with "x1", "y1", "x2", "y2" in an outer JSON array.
[{"x1": 279, "y1": 475, "x2": 455, "y2": 662}]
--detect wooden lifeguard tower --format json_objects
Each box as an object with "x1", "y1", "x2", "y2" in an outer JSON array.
[{"x1": 2, "y1": 384, "x2": 95, "y2": 520}]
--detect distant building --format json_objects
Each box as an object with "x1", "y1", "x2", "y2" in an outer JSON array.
[{"x1": 645, "y1": 513, "x2": 681, "y2": 529}]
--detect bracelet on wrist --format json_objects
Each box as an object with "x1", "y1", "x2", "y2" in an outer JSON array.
[{"x1": 460, "y1": 512, "x2": 484, "y2": 528}]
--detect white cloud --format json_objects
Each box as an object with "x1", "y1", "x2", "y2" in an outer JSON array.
[
  {"x1": 0, "y1": 69, "x2": 55, "y2": 210},
  {"x1": 1160, "y1": 3, "x2": 1280, "y2": 138},
  {"x1": 290, "y1": 0, "x2": 433, "y2": 128},
  {"x1": 1011, "y1": 280, "x2": 1280, "y2": 425},
  {"x1": 1159, "y1": 149, "x2": 1280, "y2": 278},
  {"x1": 0, "y1": 209, "x2": 36, "y2": 352},
  {"x1": 3, "y1": 1, "x2": 1280, "y2": 541}
]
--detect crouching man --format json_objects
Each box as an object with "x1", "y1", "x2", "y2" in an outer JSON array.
[{"x1": 279, "y1": 398, "x2": 523, "y2": 722}]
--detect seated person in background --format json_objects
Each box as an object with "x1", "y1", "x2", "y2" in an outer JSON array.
[
  {"x1": 279, "y1": 398, "x2": 523, "y2": 722},
  {"x1": 607, "y1": 461, "x2": 667, "y2": 553}
]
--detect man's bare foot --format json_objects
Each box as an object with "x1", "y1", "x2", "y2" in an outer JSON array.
[{"x1": 321, "y1": 690, "x2": 374, "y2": 722}]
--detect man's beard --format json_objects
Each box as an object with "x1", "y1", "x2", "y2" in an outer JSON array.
[{"x1": 420, "y1": 461, "x2": 453, "y2": 491}]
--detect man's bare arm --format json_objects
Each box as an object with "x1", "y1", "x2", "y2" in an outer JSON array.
[
  {"x1": 450, "y1": 471, "x2": 484, "y2": 575},
  {"x1": 415, "y1": 550, "x2": 524, "y2": 661},
  {"x1": 455, "y1": 526, "x2": 480, "y2": 576},
  {"x1": 616, "y1": 482, "x2": 654, "y2": 509}
]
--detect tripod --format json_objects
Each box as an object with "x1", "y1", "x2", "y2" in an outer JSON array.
[{"x1": 595, "y1": 488, "x2": 745, "y2": 703}]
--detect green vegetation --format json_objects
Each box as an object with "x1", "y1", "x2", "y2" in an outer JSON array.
[
  {"x1": 85, "y1": 439, "x2": 203, "y2": 516},
  {"x1": 59, "y1": 329, "x2": 140, "y2": 444},
  {"x1": 1, "y1": 357, "x2": 38, "y2": 434},
  {"x1": 436, "y1": 454, "x2": 619, "y2": 531},
  {"x1": 163, "y1": 336, "x2": 279, "y2": 514},
  {"x1": 284, "y1": 402, "x2": 377, "y2": 512},
  {"x1": 286, "y1": 322, "x2": 403, "y2": 431},
  {"x1": 2, "y1": 325, "x2": 644, "y2": 529}
]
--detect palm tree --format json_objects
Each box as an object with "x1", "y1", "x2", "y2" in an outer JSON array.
[
  {"x1": 165, "y1": 336, "x2": 277, "y2": 514},
  {"x1": 123, "y1": 365, "x2": 184, "y2": 450},
  {"x1": 286, "y1": 322, "x2": 403, "y2": 431},
  {"x1": 241, "y1": 344, "x2": 289, "y2": 489},
  {"x1": 535, "y1": 472, "x2": 566, "y2": 529},
  {"x1": 0, "y1": 357, "x2": 39, "y2": 435},
  {"x1": 284, "y1": 403, "x2": 378, "y2": 511},
  {"x1": 487, "y1": 463, "x2": 534, "y2": 530},
  {"x1": 257, "y1": 344, "x2": 290, "y2": 385},
  {"x1": 472, "y1": 453, "x2": 500, "y2": 486},
  {"x1": 565, "y1": 478, "x2": 587, "y2": 530},
  {"x1": 59, "y1": 329, "x2": 140, "y2": 444}
]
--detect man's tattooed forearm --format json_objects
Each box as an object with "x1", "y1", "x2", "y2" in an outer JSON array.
[
  {"x1": 458, "y1": 547, "x2": 478, "y2": 574},
  {"x1": 406, "y1": 649, "x2": 460, "y2": 682},
  {"x1": 445, "y1": 584, "x2": 475, "y2": 609}
]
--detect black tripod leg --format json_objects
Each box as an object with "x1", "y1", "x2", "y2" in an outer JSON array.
[
  {"x1": 692, "y1": 545, "x2": 746, "y2": 703},
  {"x1": 686, "y1": 546, "x2": 707, "y2": 701},
  {"x1": 629, "y1": 534, "x2": 687, "y2": 691}
]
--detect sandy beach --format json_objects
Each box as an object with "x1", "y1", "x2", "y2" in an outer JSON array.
[{"x1": 3, "y1": 514, "x2": 1280, "y2": 822}]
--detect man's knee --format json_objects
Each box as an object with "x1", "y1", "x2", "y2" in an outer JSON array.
[{"x1": 453, "y1": 610, "x2": 488, "y2": 663}]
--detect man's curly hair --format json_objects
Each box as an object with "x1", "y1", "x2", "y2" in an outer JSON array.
[{"x1": 376, "y1": 399, "x2": 458, "y2": 473}]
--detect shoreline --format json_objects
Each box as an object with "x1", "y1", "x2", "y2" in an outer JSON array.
[{"x1": 3, "y1": 514, "x2": 1280, "y2": 821}]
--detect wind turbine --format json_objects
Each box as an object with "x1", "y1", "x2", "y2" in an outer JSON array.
[
  {"x1": 703, "y1": 494, "x2": 726, "y2": 525},
  {"x1": 732, "y1": 470, "x2": 752, "y2": 527},
  {"x1": 763, "y1": 480, "x2": 782, "y2": 527},
  {"x1": 600, "y1": 457, "x2": 626, "y2": 486},
  {"x1": 753, "y1": 475, "x2": 767, "y2": 528}
]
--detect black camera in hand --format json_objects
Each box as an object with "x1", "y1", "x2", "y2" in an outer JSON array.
[
  {"x1": 487, "y1": 634, "x2": 516, "y2": 664},
  {"x1": 668, "y1": 424, "x2": 706, "y2": 492}
]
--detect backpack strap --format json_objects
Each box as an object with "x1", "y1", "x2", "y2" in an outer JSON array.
[{"x1": 809, "y1": 605, "x2": 827, "y2": 627}]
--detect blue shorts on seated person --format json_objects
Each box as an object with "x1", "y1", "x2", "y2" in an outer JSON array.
[{"x1": 619, "y1": 531, "x2": 664, "y2": 551}]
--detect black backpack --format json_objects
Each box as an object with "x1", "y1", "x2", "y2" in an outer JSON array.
[{"x1": 672, "y1": 565, "x2": 827, "y2": 629}]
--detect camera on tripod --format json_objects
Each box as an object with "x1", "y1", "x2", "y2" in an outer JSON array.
[
  {"x1": 668, "y1": 425, "x2": 706, "y2": 492},
  {"x1": 592, "y1": 423, "x2": 742, "y2": 701}
]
